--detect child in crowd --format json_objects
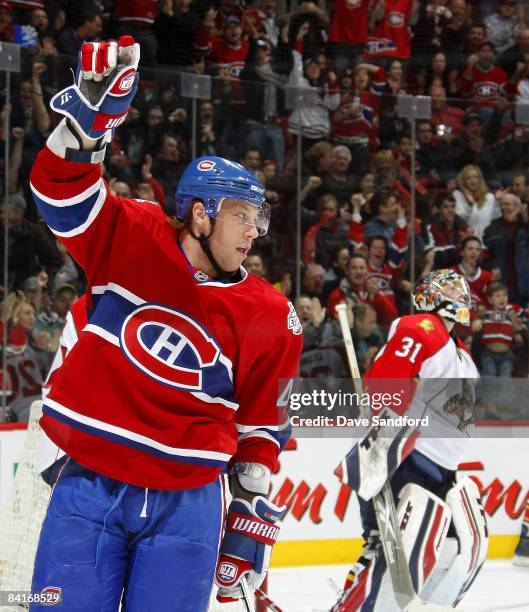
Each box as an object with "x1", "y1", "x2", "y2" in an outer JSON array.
[{"x1": 473, "y1": 281, "x2": 524, "y2": 377}]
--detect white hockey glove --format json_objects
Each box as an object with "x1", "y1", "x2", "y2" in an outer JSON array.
[
  {"x1": 215, "y1": 496, "x2": 285, "y2": 603},
  {"x1": 48, "y1": 36, "x2": 140, "y2": 163}
]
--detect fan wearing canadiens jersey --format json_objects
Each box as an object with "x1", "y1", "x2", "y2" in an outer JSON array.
[
  {"x1": 333, "y1": 270, "x2": 488, "y2": 612},
  {"x1": 28, "y1": 38, "x2": 302, "y2": 611}
]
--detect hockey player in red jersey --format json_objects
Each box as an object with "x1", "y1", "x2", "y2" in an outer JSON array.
[
  {"x1": 333, "y1": 269, "x2": 488, "y2": 611},
  {"x1": 29, "y1": 38, "x2": 302, "y2": 611}
]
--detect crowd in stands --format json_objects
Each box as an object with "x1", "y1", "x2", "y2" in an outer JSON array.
[{"x1": 1, "y1": 0, "x2": 529, "y2": 422}]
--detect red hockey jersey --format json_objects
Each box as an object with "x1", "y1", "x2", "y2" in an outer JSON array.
[
  {"x1": 115, "y1": 0, "x2": 158, "y2": 27},
  {"x1": 368, "y1": 0, "x2": 412, "y2": 59},
  {"x1": 453, "y1": 264, "x2": 491, "y2": 308},
  {"x1": 6, "y1": 343, "x2": 45, "y2": 423},
  {"x1": 459, "y1": 65, "x2": 509, "y2": 109},
  {"x1": 366, "y1": 313, "x2": 479, "y2": 469},
  {"x1": 30, "y1": 148, "x2": 302, "y2": 490},
  {"x1": 481, "y1": 304, "x2": 522, "y2": 348},
  {"x1": 195, "y1": 30, "x2": 249, "y2": 80},
  {"x1": 329, "y1": 0, "x2": 370, "y2": 45}
]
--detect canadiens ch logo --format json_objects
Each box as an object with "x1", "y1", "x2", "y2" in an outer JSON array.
[
  {"x1": 194, "y1": 270, "x2": 209, "y2": 282},
  {"x1": 197, "y1": 159, "x2": 216, "y2": 171},
  {"x1": 388, "y1": 11, "x2": 405, "y2": 26},
  {"x1": 121, "y1": 304, "x2": 221, "y2": 390}
]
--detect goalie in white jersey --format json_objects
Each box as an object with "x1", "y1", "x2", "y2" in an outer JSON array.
[{"x1": 334, "y1": 269, "x2": 489, "y2": 611}]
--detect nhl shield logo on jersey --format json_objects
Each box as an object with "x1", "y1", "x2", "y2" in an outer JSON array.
[
  {"x1": 121, "y1": 304, "x2": 228, "y2": 391},
  {"x1": 287, "y1": 301, "x2": 302, "y2": 335}
]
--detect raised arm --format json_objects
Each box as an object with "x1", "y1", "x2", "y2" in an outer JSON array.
[{"x1": 30, "y1": 37, "x2": 140, "y2": 278}]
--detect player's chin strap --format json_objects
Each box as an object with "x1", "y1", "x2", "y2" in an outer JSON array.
[{"x1": 186, "y1": 221, "x2": 241, "y2": 283}]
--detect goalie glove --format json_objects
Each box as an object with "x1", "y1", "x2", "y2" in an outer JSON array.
[
  {"x1": 215, "y1": 496, "x2": 285, "y2": 603},
  {"x1": 50, "y1": 36, "x2": 139, "y2": 149}
]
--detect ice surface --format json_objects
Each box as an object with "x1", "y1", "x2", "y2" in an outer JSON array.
[{"x1": 266, "y1": 560, "x2": 529, "y2": 611}]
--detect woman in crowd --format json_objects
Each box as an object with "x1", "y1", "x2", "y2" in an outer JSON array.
[
  {"x1": 453, "y1": 164, "x2": 501, "y2": 239},
  {"x1": 423, "y1": 51, "x2": 459, "y2": 97}
]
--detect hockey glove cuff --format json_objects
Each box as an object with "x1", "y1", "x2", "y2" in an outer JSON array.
[{"x1": 215, "y1": 496, "x2": 285, "y2": 603}]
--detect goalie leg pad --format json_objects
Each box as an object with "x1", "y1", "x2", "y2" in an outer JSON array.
[
  {"x1": 422, "y1": 476, "x2": 489, "y2": 606},
  {"x1": 333, "y1": 484, "x2": 451, "y2": 612},
  {"x1": 397, "y1": 483, "x2": 452, "y2": 593}
]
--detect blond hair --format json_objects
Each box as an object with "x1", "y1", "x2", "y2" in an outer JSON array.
[{"x1": 456, "y1": 164, "x2": 489, "y2": 208}]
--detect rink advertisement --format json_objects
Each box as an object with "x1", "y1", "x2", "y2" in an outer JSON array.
[
  {"x1": 268, "y1": 432, "x2": 529, "y2": 566},
  {"x1": 0, "y1": 424, "x2": 528, "y2": 567}
]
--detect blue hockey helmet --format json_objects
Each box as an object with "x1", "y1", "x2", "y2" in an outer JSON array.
[{"x1": 175, "y1": 157, "x2": 270, "y2": 236}]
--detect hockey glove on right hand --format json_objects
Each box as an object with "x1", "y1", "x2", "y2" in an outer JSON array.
[
  {"x1": 215, "y1": 496, "x2": 285, "y2": 603},
  {"x1": 50, "y1": 36, "x2": 140, "y2": 142}
]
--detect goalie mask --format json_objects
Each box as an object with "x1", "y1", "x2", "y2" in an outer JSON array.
[{"x1": 414, "y1": 270, "x2": 471, "y2": 326}]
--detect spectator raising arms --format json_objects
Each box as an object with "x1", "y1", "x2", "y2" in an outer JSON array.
[
  {"x1": 287, "y1": 22, "x2": 340, "y2": 148},
  {"x1": 484, "y1": 0, "x2": 525, "y2": 56},
  {"x1": 303, "y1": 194, "x2": 349, "y2": 268},
  {"x1": 155, "y1": 0, "x2": 202, "y2": 69},
  {"x1": 327, "y1": 0, "x2": 369, "y2": 74}
]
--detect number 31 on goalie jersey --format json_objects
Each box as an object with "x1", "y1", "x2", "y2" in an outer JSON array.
[{"x1": 395, "y1": 337, "x2": 422, "y2": 363}]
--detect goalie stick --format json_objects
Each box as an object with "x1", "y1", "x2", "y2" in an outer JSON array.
[
  {"x1": 255, "y1": 586, "x2": 284, "y2": 612},
  {"x1": 333, "y1": 304, "x2": 455, "y2": 612},
  {"x1": 241, "y1": 577, "x2": 257, "y2": 612},
  {"x1": 239, "y1": 579, "x2": 284, "y2": 612}
]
